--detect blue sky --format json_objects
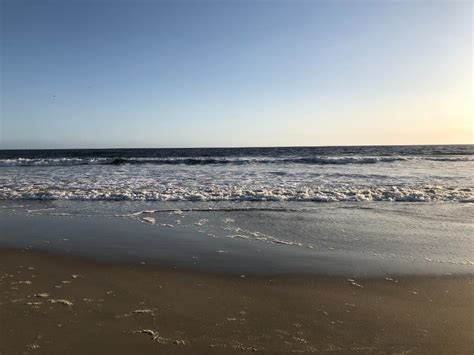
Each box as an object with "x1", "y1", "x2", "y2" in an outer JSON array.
[{"x1": 1, "y1": 0, "x2": 472, "y2": 149}]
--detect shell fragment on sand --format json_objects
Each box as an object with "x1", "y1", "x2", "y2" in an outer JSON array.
[
  {"x1": 133, "y1": 329, "x2": 169, "y2": 344},
  {"x1": 133, "y1": 309, "x2": 155, "y2": 314},
  {"x1": 347, "y1": 279, "x2": 364, "y2": 288},
  {"x1": 26, "y1": 344, "x2": 40, "y2": 350},
  {"x1": 48, "y1": 299, "x2": 73, "y2": 306},
  {"x1": 26, "y1": 302, "x2": 43, "y2": 306}
]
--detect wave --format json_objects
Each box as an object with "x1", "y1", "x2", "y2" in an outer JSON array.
[
  {"x1": 1, "y1": 185, "x2": 472, "y2": 202},
  {"x1": 0, "y1": 158, "x2": 108, "y2": 166},
  {"x1": 424, "y1": 157, "x2": 474, "y2": 162},
  {"x1": 1, "y1": 155, "x2": 472, "y2": 167}
]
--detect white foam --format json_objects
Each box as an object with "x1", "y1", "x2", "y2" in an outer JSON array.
[
  {"x1": 1, "y1": 155, "x2": 471, "y2": 167},
  {"x1": 1, "y1": 184, "x2": 471, "y2": 202},
  {"x1": 0, "y1": 152, "x2": 472, "y2": 203},
  {"x1": 142, "y1": 217, "x2": 156, "y2": 225}
]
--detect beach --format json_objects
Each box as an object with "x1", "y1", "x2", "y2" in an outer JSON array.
[
  {"x1": 1, "y1": 247, "x2": 473, "y2": 354},
  {"x1": 3, "y1": 0, "x2": 473, "y2": 352}
]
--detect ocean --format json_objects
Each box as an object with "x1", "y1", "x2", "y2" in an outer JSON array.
[
  {"x1": 1, "y1": 145, "x2": 473, "y2": 202},
  {"x1": 1, "y1": 145, "x2": 473, "y2": 275}
]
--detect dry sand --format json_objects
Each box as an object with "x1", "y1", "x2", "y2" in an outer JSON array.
[{"x1": 0, "y1": 248, "x2": 472, "y2": 354}]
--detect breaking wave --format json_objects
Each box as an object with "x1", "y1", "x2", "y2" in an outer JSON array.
[
  {"x1": 1, "y1": 146, "x2": 472, "y2": 205},
  {"x1": 0, "y1": 155, "x2": 472, "y2": 167},
  {"x1": 1, "y1": 185, "x2": 472, "y2": 202}
]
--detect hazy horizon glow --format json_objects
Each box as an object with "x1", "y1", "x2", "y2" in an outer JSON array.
[{"x1": 1, "y1": 0, "x2": 472, "y2": 149}]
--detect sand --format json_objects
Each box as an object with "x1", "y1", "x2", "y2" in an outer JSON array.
[{"x1": 0, "y1": 247, "x2": 473, "y2": 354}]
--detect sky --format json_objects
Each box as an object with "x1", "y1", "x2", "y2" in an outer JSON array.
[{"x1": 1, "y1": 0, "x2": 472, "y2": 149}]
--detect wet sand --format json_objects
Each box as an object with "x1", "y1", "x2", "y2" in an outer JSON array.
[{"x1": 0, "y1": 248, "x2": 473, "y2": 354}]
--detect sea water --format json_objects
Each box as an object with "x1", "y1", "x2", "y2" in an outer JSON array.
[
  {"x1": 0, "y1": 145, "x2": 472, "y2": 275},
  {"x1": 1, "y1": 145, "x2": 472, "y2": 202}
]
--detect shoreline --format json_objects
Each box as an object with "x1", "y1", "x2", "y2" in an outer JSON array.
[{"x1": 1, "y1": 247, "x2": 473, "y2": 354}]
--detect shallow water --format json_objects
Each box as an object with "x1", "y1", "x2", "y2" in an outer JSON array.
[{"x1": 1, "y1": 201, "x2": 472, "y2": 276}]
